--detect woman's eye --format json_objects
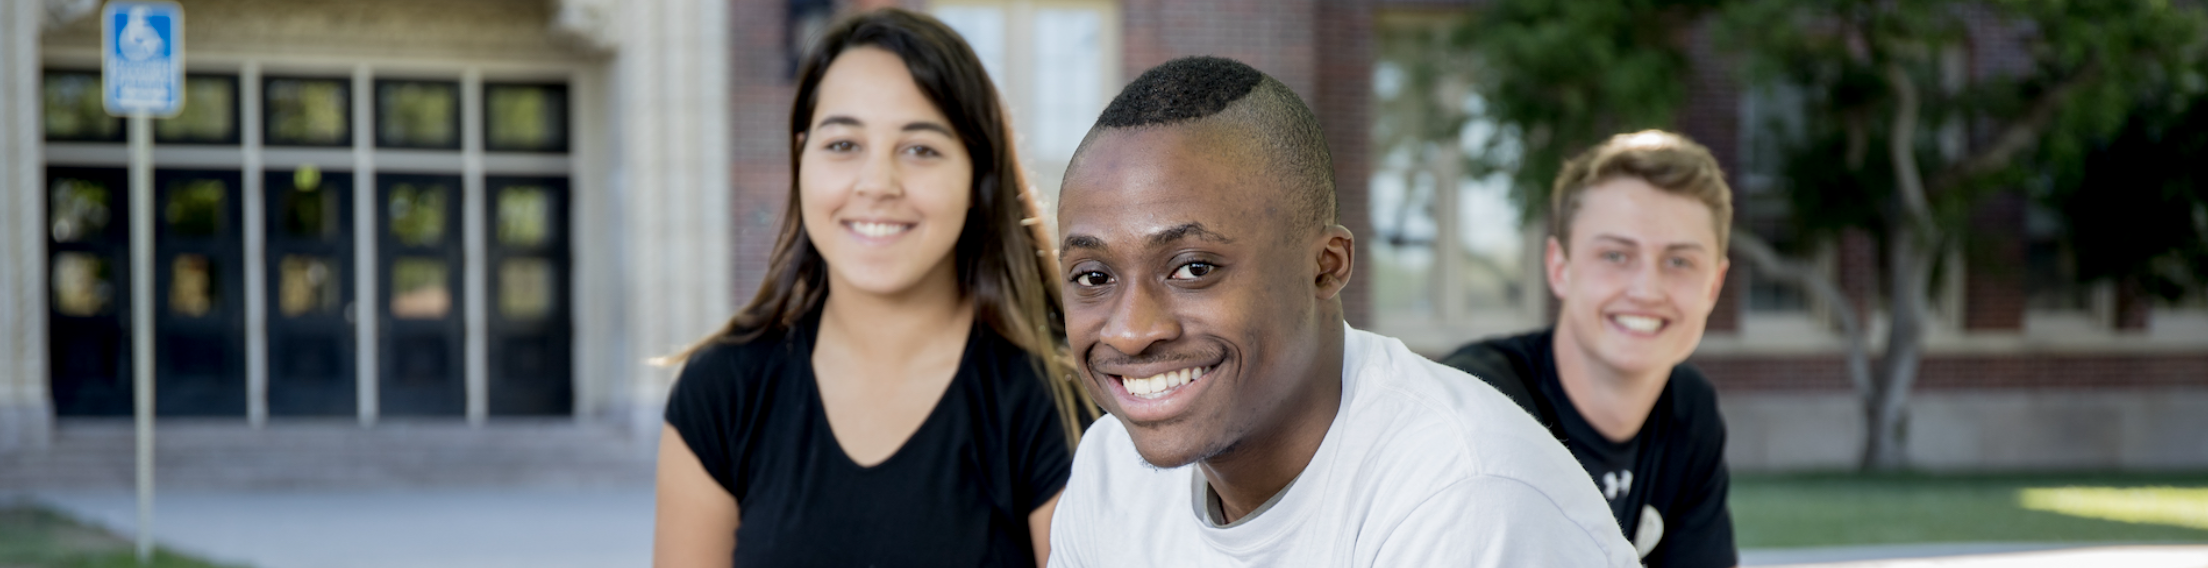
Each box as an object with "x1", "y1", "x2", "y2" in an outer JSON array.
[
  {"x1": 1169, "y1": 262, "x2": 1216, "y2": 280},
  {"x1": 824, "y1": 140, "x2": 856, "y2": 153},
  {"x1": 904, "y1": 145, "x2": 942, "y2": 158},
  {"x1": 1073, "y1": 271, "x2": 1111, "y2": 287}
]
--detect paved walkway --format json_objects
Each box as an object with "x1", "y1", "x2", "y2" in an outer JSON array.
[
  {"x1": 20, "y1": 487, "x2": 654, "y2": 568},
  {"x1": 15, "y1": 488, "x2": 2208, "y2": 567}
]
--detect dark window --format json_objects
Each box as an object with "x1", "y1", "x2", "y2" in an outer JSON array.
[
  {"x1": 484, "y1": 83, "x2": 568, "y2": 153},
  {"x1": 47, "y1": 167, "x2": 132, "y2": 416},
  {"x1": 265, "y1": 76, "x2": 352, "y2": 147},
  {"x1": 487, "y1": 177, "x2": 570, "y2": 415},
  {"x1": 44, "y1": 70, "x2": 124, "y2": 142},
  {"x1": 376, "y1": 80, "x2": 461, "y2": 149},
  {"x1": 155, "y1": 74, "x2": 240, "y2": 145}
]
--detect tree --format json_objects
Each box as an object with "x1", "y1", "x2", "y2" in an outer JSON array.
[
  {"x1": 1464, "y1": 0, "x2": 2207, "y2": 470},
  {"x1": 2048, "y1": 86, "x2": 2208, "y2": 312}
]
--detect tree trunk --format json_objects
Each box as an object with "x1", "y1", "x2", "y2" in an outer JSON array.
[
  {"x1": 1730, "y1": 234, "x2": 1875, "y2": 403},
  {"x1": 1863, "y1": 225, "x2": 1934, "y2": 470}
]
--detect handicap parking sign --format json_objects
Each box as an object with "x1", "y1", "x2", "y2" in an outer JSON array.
[{"x1": 103, "y1": 1, "x2": 185, "y2": 117}]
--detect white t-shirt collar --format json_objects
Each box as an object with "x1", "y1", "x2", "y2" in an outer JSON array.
[{"x1": 1186, "y1": 323, "x2": 1365, "y2": 553}]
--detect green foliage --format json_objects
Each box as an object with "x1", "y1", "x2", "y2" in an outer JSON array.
[
  {"x1": 2048, "y1": 90, "x2": 2208, "y2": 301},
  {"x1": 1462, "y1": 0, "x2": 2208, "y2": 293},
  {"x1": 1462, "y1": 0, "x2": 1717, "y2": 222}
]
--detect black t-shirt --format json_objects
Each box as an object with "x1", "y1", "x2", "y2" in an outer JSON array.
[
  {"x1": 1440, "y1": 329, "x2": 1737, "y2": 568},
  {"x1": 664, "y1": 309, "x2": 1075, "y2": 567}
]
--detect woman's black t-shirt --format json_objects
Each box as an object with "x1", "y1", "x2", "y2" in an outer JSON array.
[{"x1": 664, "y1": 309, "x2": 1075, "y2": 567}]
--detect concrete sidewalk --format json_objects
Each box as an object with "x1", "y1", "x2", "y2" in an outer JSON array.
[{"x1": 20, "y1": 487, "x2": 654, "y2": 568}]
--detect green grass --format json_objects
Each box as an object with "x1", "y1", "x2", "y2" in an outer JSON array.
[
  {"x1": 0, "y1": 505, "x2": 245, "y2": 568},
  {"x1": 1732, "y1": 471, "x2": 2208, "y2": 549}
]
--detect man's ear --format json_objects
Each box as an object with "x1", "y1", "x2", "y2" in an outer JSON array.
[
  {"x1": 1545, "y1": 236, "x2": 1570, "y2": 301},
  {"x1": 1314, "y1": 225, "x2": 1356, "y2": 301}
]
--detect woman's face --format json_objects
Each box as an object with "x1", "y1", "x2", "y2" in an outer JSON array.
[{"x1": 799, "y1": 46, "x2": 975, "y2": 298}]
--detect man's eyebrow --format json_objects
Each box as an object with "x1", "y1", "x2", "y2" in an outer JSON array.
[
  {"x1": 1063, "y1": 234, "x2": 1107, "y2": 252},
  {"x1": 1061, "y1": 223, "x2": 1234, "y2": 253},
  {"x1": 1594, "y1": 233, "x2": 1709, "y2": 252},
  {"x1": 1149, "y1": 222, "x2": 1234, "y2": 248},
  {"x1": 1592, "y1": 234, "x2": 1638, "y2": 247}
]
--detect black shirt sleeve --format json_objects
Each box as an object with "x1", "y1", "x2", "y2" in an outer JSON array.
[
  {"x1": 1651, "y1": 365, "x2": 1740, "y2": 568},
  {"x1": 663, "y1": 340, "x2": 754, "y2": 500}
]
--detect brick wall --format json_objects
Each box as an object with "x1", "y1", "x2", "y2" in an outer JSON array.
[
  {"x1": 1692, "y1": 352, "x2": 2208, "y2": 392},
  {"x1": 1120, "y1": 0, "x2": 1322, "y2": 99},
  {"x1": 729, "y1": 0, "x2": 799, "y2": 307}
]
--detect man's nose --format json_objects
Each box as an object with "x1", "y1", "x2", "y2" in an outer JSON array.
[
  {"x1": 1626, "y1": 259, "x2": 1666, "y2": 301},
  {"x1": 1099, "y1": 281, "x2": 1180, "y2": 359}
]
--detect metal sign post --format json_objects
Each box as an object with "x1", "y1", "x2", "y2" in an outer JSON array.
[{"x1": 101, "y1": 2, "x2": 183, "y2": 564}]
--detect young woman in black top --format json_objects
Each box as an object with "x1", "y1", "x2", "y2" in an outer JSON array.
[{"x1": 653, "y1": 9, "x2": 1094, "y2": 567}]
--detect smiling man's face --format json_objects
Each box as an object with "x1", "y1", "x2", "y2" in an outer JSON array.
[
  {"x1": 1058, "y1": 125, "x2": 1338, "y2": 469},
  {"x1": 1548, "y1": 177, "x2": 1729, "y2": 378}
]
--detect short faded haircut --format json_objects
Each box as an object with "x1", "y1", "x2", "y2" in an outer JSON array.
[
  {"x1": 1550, "y1": 130, "x2": 1733, "y2": 253},
  {"x1": 1074, "y1": 56, "x2": 1336, "y2": 230}
]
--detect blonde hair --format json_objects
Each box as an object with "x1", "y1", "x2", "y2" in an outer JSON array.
[{"x1": 1550, "y1": 130, "x2": 1733, "y2": 252}]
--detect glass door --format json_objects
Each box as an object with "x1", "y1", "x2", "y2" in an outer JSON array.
[
  {"x1": 153, "y1": 169, "x2": 247, "y2": 416},
  {"x1": 378, "y1": 174, "x2": 465, "y2": 416},
  {"x1": 267, "y1": 168, "x2": 356, "y2": 415},
  {"x1": 486, "y1": 177, "x2": 571, "y2": 415},
  {"x1": 47, "y1": 167, "x2": 133, "y2": 416}
]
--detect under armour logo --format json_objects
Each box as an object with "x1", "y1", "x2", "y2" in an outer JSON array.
[{"x1": 1601, "y1": 470, "x2": 1633, "y2": 500}]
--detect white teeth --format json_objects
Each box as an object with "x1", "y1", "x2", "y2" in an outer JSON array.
[
  {"x1": 1613, "y1": 314, "x2": 1663, "y2": 333},
  {"x1": 1125, "y1": 366, "x2": 1208, "y2": 400},
  {"x1": 850, "y1": 221, "x2": 911, "y2": 238}
]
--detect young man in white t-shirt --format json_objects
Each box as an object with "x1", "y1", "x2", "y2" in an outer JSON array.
[{"x1": 1047, "y1": 55, "x2": 1638, "y2": 567}]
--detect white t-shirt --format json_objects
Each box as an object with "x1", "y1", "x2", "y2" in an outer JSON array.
[{"x1": 1049, "y1": 325, "x2": 1640, "y2": 567}]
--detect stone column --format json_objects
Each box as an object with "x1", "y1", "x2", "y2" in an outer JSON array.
[
  {"x1": 609, "y1": 0, "x2": 735, "y2": 436},
  {"x1": 0, "y1": 0, "x2": 54, "y2": 453}
]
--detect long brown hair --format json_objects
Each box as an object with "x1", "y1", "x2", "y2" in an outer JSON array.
[{"x1": 669, "y1": 8, "x2": 1096, "y2": 444}]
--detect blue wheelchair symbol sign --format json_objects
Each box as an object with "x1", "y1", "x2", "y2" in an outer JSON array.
[{"x1": 103, "y1": 1, "x2": 185, "y2": 117}]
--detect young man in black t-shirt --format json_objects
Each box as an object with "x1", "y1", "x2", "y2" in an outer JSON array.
[{"x1": 1442, "y1": 130, "x2": 1739, "y2": 568}]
